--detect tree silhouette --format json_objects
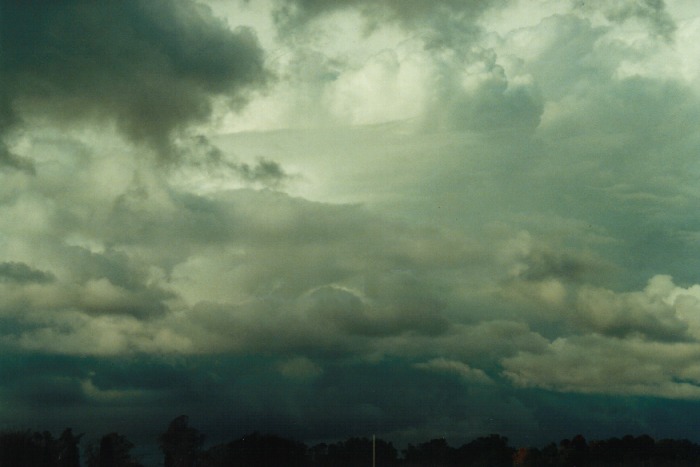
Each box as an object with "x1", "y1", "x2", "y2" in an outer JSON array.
[
  {"x1": 199, "y1": 432, "x2": 308, "y2": 467},
  {"x1": 0, "y1": 428, "x2": 85, "y2": 467},
  {"x1": 0, "y1": 430, "x2": 47, "y2": 466},
  {"x1": 57, "y1": 428, "x2": 82, "y2": 467},
  {"x1": 457, "y1": 434, "x2": 514, "y2": 467},
  {"x1": 513, "y1": 446, "x2": 541, "y2": 467},
  {"x1": 558, "y1": 434, "x2": 589, "y2": 466},
  {"x1": 159, "y1": 415, "x2": 204, "y2": 467},
  {"x1": 9, "y1": 419, "x2": 700, "y2": 467},
  {"x1": 85, "y1": 432, "x2": 142, "y2": 467},
  {"x1": 404, "y1": 438, "x2": 455, "y2": 467},
  {"x1": 312, "y1": 436, "x2": 397, "y2": 467}
]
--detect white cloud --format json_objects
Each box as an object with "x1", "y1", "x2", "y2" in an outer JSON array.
[
  {"x1": 414, "y1": 358, "x2": 493, "y2": 384},
  {"x1": 503, "y1": 334, "x2": 700, "y2": 399},
  {"x1": 501, "y1": 275, "x2": 700, "y2": 399},
  {"x1": 5, "y1": 311, "x2": 192, "y2": 356},
  {"x1": 81, "y1": 376, "x2": 144, "y2": 402},
  {"x1": 575, "y1": 275, "x2": 688, "y2": 340}
]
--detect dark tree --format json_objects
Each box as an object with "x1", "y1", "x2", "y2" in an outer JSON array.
[
  {"x1": 57, "y1": 428, "x2": 82, "y2": 467},
  {"x1": 372, "y1": 437, "x2": 399, "y2": 467},
  {"x1": 513, "y1": 447, "x2": 545, "y2": 467},
  {"x1": 655, "y1": 438, "x2": 700, "y2": 464},
  {"x1": 626, "y1": 434, "x2": 655, "y2": 462},
  {"x1": 314, "y1": 436, "x2": 397, "y2": 467},
  {"x1": 519, "y1": 433, "x2": 700, "y2": 466},
  {"x1": 100, "y1": 434, "x2": 118, "y2": 467},
  {"x1": 159, "y1": 415, "x2": 204, "y2": 467},
  {"x1": 456, "y1": 434, "x2": 514, "y2": 467},
  {"x1": 558, "y1": 434, "x2": 589, "y2": 466},
  {"x1": 200, "y1": 432, "x2": 308, "y2": 467},
  {"x1": 235, "y1": 432, "x2": 307, "y2": 467},
  {"x1": 308, "y1": 442, "x2": 328, "y2": 465},
  {"x1": 589, "y1": 437, "x2": 624, "y2": 465},
  {"x1": 0, "y1": 430, "x2": 46, "y2": 466},
  {"x1": 0, "y1": 428, "x2": 83, "y2": 467},
  {"x1": 404, "y1": 438, "x2": 456, "y2": 467},
  {"x1": 85, "y1": 433, "x2": 142, "y2": 467},
  {"x1": 539, "y1": 442, "x2": 559, "y2": 466}
]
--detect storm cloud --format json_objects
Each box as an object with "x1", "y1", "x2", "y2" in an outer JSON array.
[
  {"x1": 0, "y1": 0, "x2": 268, "y2": 165},
  {"x1": 2, "y1": 0, "x2": 700, "y2": 459}
]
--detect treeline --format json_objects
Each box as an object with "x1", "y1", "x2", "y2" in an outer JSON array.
[
  {"x1": 0, "y1": 428, "x2": 145, "y2": 467},
  {"x1": 0, "y1": 428, "x2": 82, "y2": 467},
  {"x1": 2, "y1": 416, "x2": 700, "y2": 467},
  {"x1": 514, "y1": 434, "x2": 700, "y2": 467}
]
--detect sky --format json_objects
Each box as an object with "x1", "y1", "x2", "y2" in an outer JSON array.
[{"x1": 2, "y1": 0, "x2": 700, "y2": 462}]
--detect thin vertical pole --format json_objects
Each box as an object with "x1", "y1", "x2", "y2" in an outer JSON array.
[{"x1": 373, "y1": 434, "x2": 376, "y2": 467}]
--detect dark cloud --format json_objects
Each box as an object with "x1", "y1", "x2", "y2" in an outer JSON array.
[
  {"x1": 236, "y1": 158, "x2": 288, "y2": 185},
  {"x1": 61, "y1": 247, "x2": 173, "y2": 318},
  {"x1": 426, "y1": 67, "x2": 544, "y2": 134},
  {"x1": 272, "y1": 0, "x2": 499, "y2": 33},
  {"x1": 0, "y1": 248, "x2": 173, "y2": 322},
  {"x1": 0, "y1": 145, "x2": 35, "y2": 174},
  {"x1": 577, "y1": 0, "x2": 677, "y2": 41},
  {"x1": 0, "y1": 262, "x2": 55, "y2": 284},
  {"x1": 302, "y1": 279, "x2": 449, "y2": 338},
  {"x1": 11, "y1": 352, "x2": 695, "y2": 451},
  {"x1": 517, "y1": 250, "x2": 602, "y2": 283},
  {"x1": 182, "y1": 135, "x2": 291, "y2": 187},
  {"x1": 0, "y1": 354, "x2": 89, "y2": 409},
  {"x1": 0, "y1": 0, "x2": 268, "y2": 165}
]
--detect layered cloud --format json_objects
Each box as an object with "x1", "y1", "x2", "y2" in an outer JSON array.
[{"x1": 2, "y1": 0, "x2": 700, "y2": 451}]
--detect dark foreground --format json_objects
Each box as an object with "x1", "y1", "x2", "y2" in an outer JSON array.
[{"x1": 2, "y1": 415, "x2": 700, "y2": 466}]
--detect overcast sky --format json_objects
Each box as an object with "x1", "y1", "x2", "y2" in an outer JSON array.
[{"x1": 2, "y1": 0, "x2": 700, "y2": 461}]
